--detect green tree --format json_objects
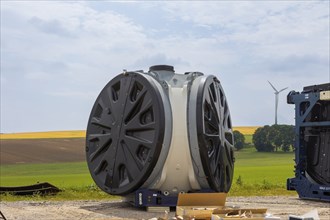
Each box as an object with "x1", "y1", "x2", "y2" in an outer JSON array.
[
  {"x1": 253, "y1": 124, "x2": 294, "y2": 152},
  {"x1": 269, "y1": 125, "x2": 281, "y2": 152},
  {"x1": 280, "y1": 125, "x2": 295, "y2": 152},
  {"x1": 253, "y1": 126, "x2": 274, "y2": 152},
  {"x1": 233, "y1": 130, "x2": 245, "y2": 150}
]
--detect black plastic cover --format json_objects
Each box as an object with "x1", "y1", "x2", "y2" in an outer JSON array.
[
  {"x1": 86, "y1": 72, "x2": 165, "y2": 195},
  {"x1": 195, "y1": 76, "x2": 235, "y2": 192}
]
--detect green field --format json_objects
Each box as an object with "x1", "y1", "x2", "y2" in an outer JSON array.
[
  {"x1": 0, "y1": 162, "x2": 116, "y2": 201},
  {"x1": 230, "y1": 147, "x2": 296, "y2": 196},
  {"x1": 0, "y1": 146, "x2": 297, "y2": 200},
  {"x1": 0, "y1": 162, "x2": 93, "y2": 187},
  {"x1": 244, "y1": 134, "x2": 253, "y2": 144}
]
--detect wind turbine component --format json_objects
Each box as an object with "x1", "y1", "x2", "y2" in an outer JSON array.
[
  {"x1": 268, "y1": 81, "x2": 288, "y2": 125},
  {"x1": 85, "y1": 65, "x2": 235, "y2": 204},
  {"x1": 86, "y1": 72, "x2": 169, "y2": 195},
  {"x1": 287, "y1": 83, "x2": 330, "y2": 201}
]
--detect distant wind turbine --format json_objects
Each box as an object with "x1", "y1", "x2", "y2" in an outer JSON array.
[{"x1": 268, "y1": 81, "x2": 288, "y2": 125}]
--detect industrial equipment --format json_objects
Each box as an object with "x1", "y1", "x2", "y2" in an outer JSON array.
[
  {"x1": 86, "y1": 65, "x2": 235, "y2": 207},
  {"x1": 287, "y1": 83, "x2": 330, "y2": 201}
]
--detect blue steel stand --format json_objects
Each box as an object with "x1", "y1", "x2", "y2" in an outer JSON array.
[
  {"x1": 287, "y1": 86, "x2": 330, "y2": 202},
  {"x1": 133, "y1": 188, "x2": 215, "y2": 207},
  {"x1": 134, "y1": 189, "x2": 178, "y2": 207}
]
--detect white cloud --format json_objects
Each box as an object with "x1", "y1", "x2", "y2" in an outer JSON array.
[
  {"x1": 1, "y1": 1, "x2": 329, "y2": 132},
  {"x1": 162, "y1": 2, "x2": 329, "y2": 59}
]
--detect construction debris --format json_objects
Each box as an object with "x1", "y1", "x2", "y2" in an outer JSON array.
[
  {"x1": 288, "y1": 209, "x2": 320, "y2": 220},
  {"x1": 0, "y1": 182, "x2": 61, "y2": 196}
]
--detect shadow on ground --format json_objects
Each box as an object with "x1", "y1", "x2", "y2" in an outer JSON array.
[{"x1": 81, "y1": 201, "x2": 175, "y2": 219}]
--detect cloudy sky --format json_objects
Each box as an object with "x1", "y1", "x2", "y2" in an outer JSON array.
[{"x1": 1, "y1": 1, "x2": 329, "y2": 133}]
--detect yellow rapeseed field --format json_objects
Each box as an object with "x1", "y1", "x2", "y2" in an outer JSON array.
[
  {"x1": 232, "y1": 126, "x2": 260, "y2": 135},
  {"x1": 0, "y1": 130, "x2": 86, "y2": 140},
  {"x1": 0, "y1": 126, "x2": 259, "y2": 140}
]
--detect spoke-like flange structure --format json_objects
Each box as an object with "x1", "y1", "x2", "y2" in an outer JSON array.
[
  {"x1": 86, "y1": 73, "x2": 165, "y2": 195},
  {"x1": 195, "y1": 77, "x2": 235, "y2": 192}
]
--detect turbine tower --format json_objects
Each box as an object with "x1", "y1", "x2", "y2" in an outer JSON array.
[{"x1": 268, "y1": 81, "x2": 288, "y2": 125}]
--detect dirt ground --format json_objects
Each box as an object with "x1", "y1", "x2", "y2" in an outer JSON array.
[
  {"x1": 1, "y1": 196, "x2": 329, "y2": 220},
  {"x1": 0, "y1": 138, "x2": 85, "y2": 164}
]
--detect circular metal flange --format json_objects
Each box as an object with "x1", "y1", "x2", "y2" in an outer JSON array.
[
  {"x1": 86, "y1": 72, "x2": 166, "y2": 195},
  {"x1": 191, "y1": 76, "x2": 235, "y2": 192}
]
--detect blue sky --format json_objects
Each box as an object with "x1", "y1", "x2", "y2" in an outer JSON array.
[{"x1": 1, "y1": 1, "x2": 329, "y2": 133}]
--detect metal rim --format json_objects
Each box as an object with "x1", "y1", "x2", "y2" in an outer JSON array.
[
  {"x1": 86, "y1": 72, "x2": 165, "y2": 195},
  {"x1": 195, "y1": 76, "x2": 235, "y2": 192}
]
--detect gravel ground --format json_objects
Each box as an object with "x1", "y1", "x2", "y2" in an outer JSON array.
[{"x1": 1, "y1": 196, "x2": 329, "y2": 220}]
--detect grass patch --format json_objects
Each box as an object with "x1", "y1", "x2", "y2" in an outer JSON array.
[
  {"x1": 229, "y1": 181, "x2": 296, "y2": 197},
  {"x1": 0, "y1": 185, "x2": 121, "y2": 202},
  {"x1": 0, "y1": 162, "x2": 93, "y2": 187},
  {"x1": 229, "y1": 147, "x2": 295, "y2": 196},
  {"x1": 244, "y1": 134, "x2": 253, "y2": 144},
  {"x1": 0, "y1": 162, "x2": 121, "y2": 201}
]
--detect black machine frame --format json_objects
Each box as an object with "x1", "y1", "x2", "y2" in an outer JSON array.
[{"x1": 287, "y1": 83, "x2": 330, "y2": 201}]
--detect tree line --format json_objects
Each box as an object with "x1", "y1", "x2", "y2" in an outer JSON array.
[{"x1": 234, "y1": 124, "x2": 295, "y2": 152}]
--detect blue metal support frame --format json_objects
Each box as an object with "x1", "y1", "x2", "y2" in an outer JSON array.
[
  {"x1": 133, "y1": 188, "x2": 215, "y2": 207},
  {"x1": 134, "y1": 189, "x2": 178, "y2": 207},
  {"x1": 287, "y1": 88, "x2": 330, "y2": 202}
]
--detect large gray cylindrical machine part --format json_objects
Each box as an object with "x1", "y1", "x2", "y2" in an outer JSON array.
[{"x1": 86, "y1": 65, "x2": 235, "y2": 196}]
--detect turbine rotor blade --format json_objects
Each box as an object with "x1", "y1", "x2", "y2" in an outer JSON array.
[
  {"x1": 268, "y1": 81, "x2": 278, "y2": 92},
  {"x1": 278, "y1": 87, "x2": 288, "y2": 93}
]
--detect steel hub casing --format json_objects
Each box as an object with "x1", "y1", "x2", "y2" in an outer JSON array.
[{"x1": 86, "y1": 65, "x2": 235, "y2": 196}]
